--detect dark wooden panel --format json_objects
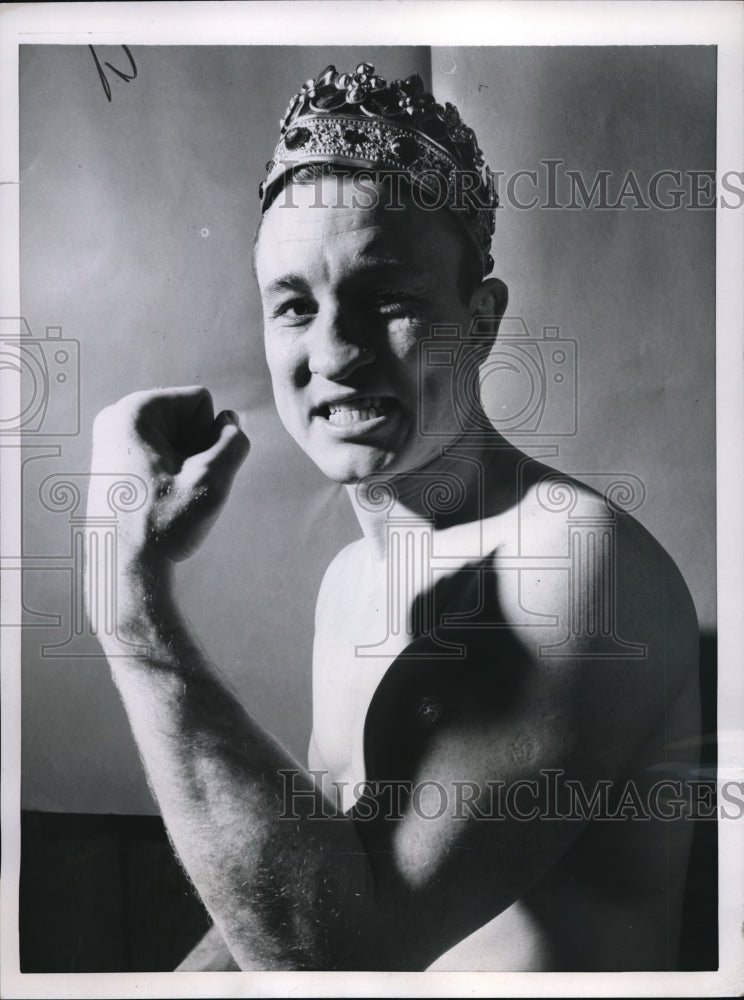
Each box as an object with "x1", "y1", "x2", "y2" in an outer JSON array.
[{"x1": 20, "y1": 812, "x2": 210, "y2": 972}]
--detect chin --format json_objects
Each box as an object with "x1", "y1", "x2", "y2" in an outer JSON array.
[
  {"x1": 296, "y1": 435, "x2": 399, "y2": 484},
  {"x1": 288, "y1": 417, "x2": 439, "y2": 483},
  {"x1": 313, "y1": 443, "x2": 447, "y2": 486},
  {"x1": 312, "y1": 450, "x2": 395, "y2": 485}
]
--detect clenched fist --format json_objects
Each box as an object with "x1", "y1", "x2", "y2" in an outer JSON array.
[{"x1": 89, "y1": 387, "x2": 250, "y2": 569}]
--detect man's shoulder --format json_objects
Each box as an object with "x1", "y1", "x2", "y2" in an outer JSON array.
[
  {"x1": 490, "y1": 471, "x2": 698, "y2": 687},
  {"x1": 511, "y1": 470, "x2": 656, "y2": 549},
  {"x1": 511, "y1": 469, "x2": 690, "y2": 582},
  {"x1": 321, "y1": 536, "x2": 367, "y2": 581},
  {"x1": 314, "y1": 536, "x2": 368, "y2": 622}
]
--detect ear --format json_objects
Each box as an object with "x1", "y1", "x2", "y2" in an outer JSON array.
[{"x1": 467, "y1": 277, "x2": 509, "y2": 345}]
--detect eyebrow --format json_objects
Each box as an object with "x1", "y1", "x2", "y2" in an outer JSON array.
[
  {"x1": 344, "y1": 258, "x2": 436, "y2": 295},
  {"x1": 263, "y1": 258, "x2": 431, "y2": 299},
  {"x1": 352, "y1": 253, "x2": 407, "y2": 270},
  {"x1": 262, "y1": 275, "x2": 311, "y2": 298},
  {"x1": 351, "y1": 257, "x2": 421, "y2": 278}
]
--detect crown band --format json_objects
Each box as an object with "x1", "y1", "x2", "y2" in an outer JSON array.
[{"x1": 260, "y1": 64, "x2": 497, "y2": 274}]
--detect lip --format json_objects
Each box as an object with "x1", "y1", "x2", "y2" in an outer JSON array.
[
  {"x1": 312, "y1": 395, "x2": 400, "y2": 440},
  {"x1": 312, "y1": 393, "x2": 390, "y2": 415}
]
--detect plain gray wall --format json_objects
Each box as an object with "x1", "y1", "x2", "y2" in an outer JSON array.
[{"x1": 19, "y1": 45, "x2": 715, "y2": 814}]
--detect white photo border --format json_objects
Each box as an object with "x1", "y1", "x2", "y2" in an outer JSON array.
[{"x1": 1, "y1": 2, "x2": 742, "y2": 997}]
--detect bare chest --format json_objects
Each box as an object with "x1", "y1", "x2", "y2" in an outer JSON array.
[
  {"x1": 309, "y1": 517, "x2": 515, "y2": 801},
  {"x1": 310, "y1": 557, "x2": 403, "y2": 802}
]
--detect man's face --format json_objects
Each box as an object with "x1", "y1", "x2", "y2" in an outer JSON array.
[{"x1": 255, "y1": 175, "x2": 476, "y2": 484}]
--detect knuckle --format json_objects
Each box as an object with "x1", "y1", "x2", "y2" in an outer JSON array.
[
  {"x1": 233, "y1": 429, "x2": 251, "y2": 457},
  {"x1": 121, "y1": 388, "x2": 160, "y2": 410},
  {"x1": 173, "y1": 384, "x2": 212, "y2": 405},
  {"x1": 101, "y1": 390, "x2": 159, "y2": 429},
  {"x1": 216, "y1": 427, "x2": 250, "y2": 462},
  {"x1": 92, "y1": 404, "x2": 113, "y2": 430}
]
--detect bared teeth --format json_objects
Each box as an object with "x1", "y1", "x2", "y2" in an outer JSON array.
[{"x1": 326, "y1": 397, "x2": 388, "y2": 425}]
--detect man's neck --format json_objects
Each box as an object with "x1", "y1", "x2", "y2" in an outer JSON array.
[{"x1": 346, "y1": 430, "x2": 527, "y2": 559}]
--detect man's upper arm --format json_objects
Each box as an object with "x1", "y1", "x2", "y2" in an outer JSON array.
[{"x1": 349, "y1": 509, "x2": 698, "y2": 967}]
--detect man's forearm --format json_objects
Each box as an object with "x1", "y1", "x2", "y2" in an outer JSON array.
[{"x1": 103, "y1": 566, "x2": 372, "y2": 970}]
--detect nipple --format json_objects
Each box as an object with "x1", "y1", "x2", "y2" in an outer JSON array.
[{"x1": 416, "y1": 694, "x2": 443, "y2": 725}]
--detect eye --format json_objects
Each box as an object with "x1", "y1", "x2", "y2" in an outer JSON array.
[
  {"x1": 363, "y1": 291, "x2": 419, "y2": 318},
  {"x1": 273, "y1": 296, "x2": 317, "y2": 324}
]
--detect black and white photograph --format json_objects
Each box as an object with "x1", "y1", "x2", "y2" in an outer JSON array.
[{"x1": 1, "y1": 2, "x2": 742, "y2": 996}]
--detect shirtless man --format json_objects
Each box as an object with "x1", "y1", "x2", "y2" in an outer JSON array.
[{"x1": 88, "y1": 64, "x2": 700, "y2": 971}]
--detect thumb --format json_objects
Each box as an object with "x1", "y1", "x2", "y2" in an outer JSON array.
[{"x1": 180, "y1": 410, "x2": 250, "y2": 489}]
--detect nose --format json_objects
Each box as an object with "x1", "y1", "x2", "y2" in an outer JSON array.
[{"x1": 307, "y1": 306, "x2": 374, "y2": 381}]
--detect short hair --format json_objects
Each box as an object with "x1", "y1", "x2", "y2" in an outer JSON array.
[{"x1": 257, "y1": 163, "x2": 484, "y2": 304}]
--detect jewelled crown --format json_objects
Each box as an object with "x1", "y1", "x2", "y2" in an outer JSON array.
[{"x1": 260, "y1": 64, "x2": 497, "y2": 274}]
